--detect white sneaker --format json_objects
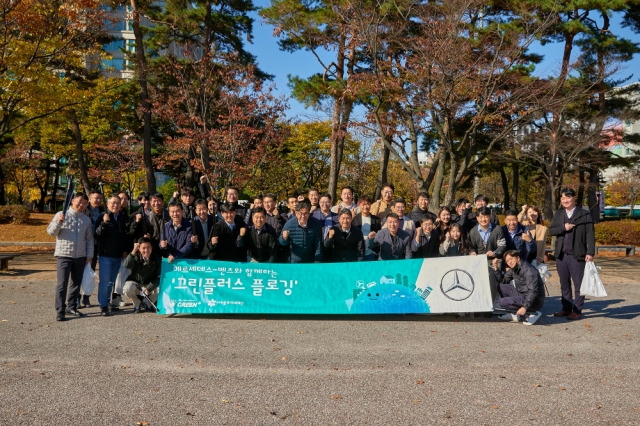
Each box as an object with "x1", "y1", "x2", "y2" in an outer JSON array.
[
  {"x1": 110, "y1": 295, "x2": 123, "y2": 308},
  {"x1": 499, "y1": 313, "x2": 518, "y2": 322},
  {"x1": 523, "y1": 311, "x2": 542, "y2": 325}
]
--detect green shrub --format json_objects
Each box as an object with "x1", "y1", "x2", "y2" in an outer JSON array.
[
  {"x1": 0, "y1": 205, "x2": 31, "y2": 224},
  {"x1": 594, "y1": 220, "x2": 640, "y2": 246}
]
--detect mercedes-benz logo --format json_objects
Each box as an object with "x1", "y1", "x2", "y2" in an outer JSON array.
[{"x1": 440, "y1": 269, "x2": 475, "y2": 301}]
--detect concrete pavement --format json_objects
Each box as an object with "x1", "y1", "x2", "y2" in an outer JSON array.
[{"x1": 1, "y1": 253, "x2": 639, "y2": 425}]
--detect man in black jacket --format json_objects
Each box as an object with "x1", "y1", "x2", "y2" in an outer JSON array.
[
  {"x1": 324, "y1": 208, "x2": 365, "y2": 262},
  {"x1": 352, "y1": 196, "x2": 381, "y2": 261},
  {"x1": 122, "y1": 238, "x2": 162, "y2": 313},
  {"x1": 495, "y1": 250, "x2": 545, "y2": 325},
  {"x1": 549, "y1": 188, "x2": 595, "y2": 320},
  {"x1": 225, "y1": 186, "x2": 247, "y2": 225},
  {"x1": 128, "y1": 192, "x2": 170, "y2": 252},
  {"x1": 237, "y1": 207, "x2": 277, "y2": 262},
  {"x1": 94, "y1": 196, "x2": 130, "y2": 316},
  {"x1": 412, "y1": 216, "x2": 440, "y2": 258},
  {"x1": 208, "y1": 202, "x2": 247, "y2": 262},
  {"x1": 407, "y1": 192, "x2": 436, "y2": 226},
  {"x1": 190, "y1": 199, "x2": 215, "y2": 259}
]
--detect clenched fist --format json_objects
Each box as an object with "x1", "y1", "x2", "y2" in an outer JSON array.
[
  {"x1": 190, "y1": 235, "x2": 198, "y2": 243},
  {"x1": 173, "y1": 191, "x2": 179, "y2": 198},
  {"x1": 328, "y1": 229, "x2": 335, "y2": 238},
  {"x1": 58, "y1": 213, "x2": 65, "y2": 224},
  {"x1": 240, "y1": 228, "x2": 246, "y2": 237},
  {"x1": 368, "y1": 231, "x2": 376, "y2": 239},
  {"x1": 282, "y1": 230, "x2": 289, "y2": 240},
  {"x1": 211, "y1": 236, "x2": 219, "y2": 245},
  {"x1": 103, "y1": 213, "x2": 110, "y2": 223},
  {"x1": 160, "y1": 240, "x2": 168, "y2": 249},
  {"x1": 136, "y1": 213, "x2": 142, "y2": 223},
  {"x1": 200, "y1": 175, "x2": 207, "y2": 184}
]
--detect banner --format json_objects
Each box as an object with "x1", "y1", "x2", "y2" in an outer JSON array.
[{"x1": 157, "y1": 255, "x2": 494, "y2": 315}]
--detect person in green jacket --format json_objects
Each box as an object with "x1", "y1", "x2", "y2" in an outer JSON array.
[{"x1": 122, "y1": 237, "x2": 161, "y2": 313}]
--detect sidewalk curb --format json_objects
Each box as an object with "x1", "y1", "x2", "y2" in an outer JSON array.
[{"x1": 0, "y1": 242, "x2": 56, "y2": 247}]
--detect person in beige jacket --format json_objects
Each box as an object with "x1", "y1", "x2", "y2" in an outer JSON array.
[
  {"x1": 382, "y1": 198, "x2": 416, "y2": 238},
  {"x1": 518, "y1": 205, "x2": 548, "y2": 266}
]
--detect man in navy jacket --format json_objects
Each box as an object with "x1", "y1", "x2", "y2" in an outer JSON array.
[{"x1": 160, "y1": 201, "x2": 193, "y2": 263}]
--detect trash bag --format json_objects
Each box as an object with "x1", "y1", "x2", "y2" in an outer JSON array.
[
  {"x1": 114, "y1": 261, "x2": 130, "y2": 295},
  {"x1": 537, "y1": 263, "x2": 552, "y2": 284},
  {"x1": 80, "y1": 264, "x2": 96, "y2": 296},
  {"x1": 581, "y1": 261, "x2": 607, "y2": 298}
]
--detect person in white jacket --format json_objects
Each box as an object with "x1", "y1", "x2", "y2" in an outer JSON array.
[{"x1": 47, "y1": 193, "x2": 94, "y2": 322}]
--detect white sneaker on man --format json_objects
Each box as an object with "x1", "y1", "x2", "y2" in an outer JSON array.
[
  {"x1": 499, "y1": 313, "x2": 518, "y2": 322},
  {"x1": 523, "y1": 311, "x2": 542, "y2": 325}
]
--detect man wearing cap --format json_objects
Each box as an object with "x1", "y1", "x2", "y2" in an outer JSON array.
[{"x1": 549, "y1": 188, "x2": 595, "y2": 320}]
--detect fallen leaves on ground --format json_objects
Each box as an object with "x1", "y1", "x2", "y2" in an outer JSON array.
[
  {"x1": 331, "y1": 395, "x2": 342, "y2": 400},
  {"x1": 416, "y1": 380, "x2": 424, "y2": 384}
]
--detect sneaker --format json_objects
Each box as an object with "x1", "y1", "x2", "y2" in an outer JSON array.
[
  {"x1": 133, "y1": 306, "x2": 141, "y2": 314},
  {"x1": 523, "y1": 311, "x2": 542, "y2": 325},
  {"x1": 100, "y1": 307, "x2": 110, "y2": 317},
  {"x1": 56, "y1": 312, "x2": 66, "y2": 322},
  {"x1": 110, "y1": 295, "x2": 122, "y2": 308},
  {"x1": 499, "y1": 313, "x2": 518, "y2": 322}
]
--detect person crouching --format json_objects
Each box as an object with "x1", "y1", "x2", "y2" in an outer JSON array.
[
  {"x1": 495, "y1": 250, "x2": 545, "y2": 325},
  {"x1": 123, "y1": 238, "x2": 161, "y2": 313}
]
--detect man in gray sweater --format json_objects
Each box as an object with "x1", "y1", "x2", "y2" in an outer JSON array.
[{"x1": 47, "y1": 193, "x2": 94, "y2": 322}]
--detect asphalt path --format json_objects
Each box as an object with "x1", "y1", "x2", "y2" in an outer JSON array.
[{"x1": 1, "y1": 254, "x2": 639, "y2": 425}]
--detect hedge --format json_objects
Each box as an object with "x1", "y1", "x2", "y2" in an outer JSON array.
[
  {"x1": 594, "y1": 220, "x2": 640, "y2": 246},
  {"x1": 0, "y1": 205, "x2": 31, "y2": 224}
]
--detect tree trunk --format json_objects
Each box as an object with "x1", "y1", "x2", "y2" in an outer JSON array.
[
  {"x1": 511, "y1": 162, "x2": 519, "y2": 210},
  {"x1": 431, "y1": 149, "x2": 446, "y2": 207},
  {"x1": 69, "y1": 109, "x2": 92, "y2": 194},
  {"x1": 0, "y1": 165, "x2": 6, "y2": 205},
  {"x1": 328, "y1": 98, "x2": 353, "y2": 201},
  {"x1": 131, "y1": 0, "x2": 156, "y2": 193},
  {"x1": 577, "y1": 169, "x2": 586, "y2": 206},
  {"x1": 374, "y1": 143, "x2": 390, "y2": 200},
  {"x1": 37, "y1": 160, "x2": 51, "y2": 213},
  {"x1": 51, "y1": 157, "x2": 60, "y2": 212},
  {"x1": 587, "y1": 167, "x2": 600, "y2": 223},
  {"x1": 499, "y1": 165, "x2": 510, "y2": 211}
]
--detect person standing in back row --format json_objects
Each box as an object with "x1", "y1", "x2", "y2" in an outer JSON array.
[{"x1": 549, "y1": 188, "x2": 595, "y2": 321}]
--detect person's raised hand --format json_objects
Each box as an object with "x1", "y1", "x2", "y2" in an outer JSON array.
[
  {"x1": 282, "y1": 230, "x2": 289, "y2": 240},
  {"x1": 190, "y1": 235, "x2": 198, "y2": 243},
  {"x1": 173, "y1": 191, "x2": 179, "y2": 198},
  {"x1": 415, "y1": 227, "x2": 422, "y2": 240},
  {"x1": 58, "y1": 213, "x2": 65, "y2": 224},
  {"x1": 521, "y1": 204, "x2": 528, "y2": 212},
  {"x1": 445, "y1": 231, "x2": 451, "y2": 242},
  {"x1": 103, "y1": 213, "x2": 110, "y2": 223},
  {"x1": 200, "y1": 175, "x2": 207, "y2": 184},
  {"x1": 132, "y1": 242, "x2": 140, "y2": 254},
  {"x1": 328, "y1": 229, "x2": 335, "y2": 238},
  {"x1": 136, "y1": 213, "x2": 142, "y2": 223},
  {"x1": 240, "y1": 227, "x2": 246, "y2": 237},
  {"x1": 368, "y1": 231, "x2": 376, "y2": 239},
  {"x1": 211, "y1": 236, "x2": 218, "y2": 245},
  {"x1": 160, "y1": 240, "x2": 167, "y2": 249}
]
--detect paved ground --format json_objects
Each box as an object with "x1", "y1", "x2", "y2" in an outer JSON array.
[{"x1": 1, "y1": 253, "x2": 639, "y2": 425}]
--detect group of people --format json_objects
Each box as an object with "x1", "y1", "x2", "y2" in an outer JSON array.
[{"x1": 48, "y1": 179, "x2": 596, "y2": 325}]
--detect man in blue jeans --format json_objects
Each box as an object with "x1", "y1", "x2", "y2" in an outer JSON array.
[
  {"x1": 47, "y1": 192, "x2": 94, "y2": 322},
  {"x1": 94, "y1": 196, "x2": 130, "y2": 316}
]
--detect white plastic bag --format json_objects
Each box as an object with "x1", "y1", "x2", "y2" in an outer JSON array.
[
  {"x1": 581, "y1": 261, "x2": 607, "y2": 297},
  {"x1": 114, "y1": 260, "x2": 130, "y2": 295},
  {"x1": 537, "y1": 263, "x2": 552, "y2": 284},
  {"x1": 80, "y1": 264, "x2": 96, "y2": 296}
]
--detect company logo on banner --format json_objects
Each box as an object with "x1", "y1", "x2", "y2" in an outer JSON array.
[{"x1": 157, "y1": 255, "x2": 494, "y2": 315}]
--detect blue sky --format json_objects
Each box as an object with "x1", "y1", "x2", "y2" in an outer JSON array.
[{"x1": 245, "y1": 3, "x2": 640, "y2": 120}]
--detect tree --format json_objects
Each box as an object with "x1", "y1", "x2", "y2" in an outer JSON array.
[
  {"x1": 262, "y1": 0, "x2": 360, "y2": 201},
  {"x1": 605, "y1": 167, "x2": 640, "y2": 208},
  {"x1": 154, "y1": 55, "x2": 287, "y2": 197}
]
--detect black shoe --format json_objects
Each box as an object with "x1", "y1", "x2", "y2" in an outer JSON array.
[
  {"x1": 133, "y1": 306, "x2": 141, "y2": 314},
  {"x1": 110, "y1": 306, "x2": 120, "y2": 311},
  {"x1": 56, "y1": 313, "x2": 66, "y2": 322},
  {"x1": 65, "y1": 308, "x2": 85, "y2": 317},
  {"x1": 82, "y1": 296, "x2": 91, "y2": 308},
  {"x1": 100, "y1": 308, "x2": 110, "y2": 317}
]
